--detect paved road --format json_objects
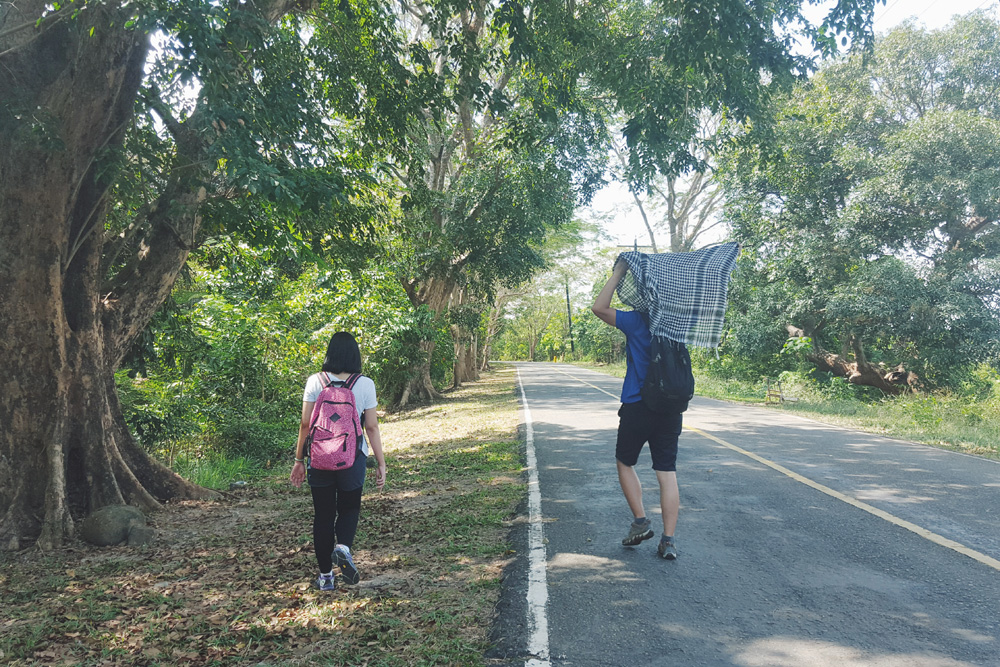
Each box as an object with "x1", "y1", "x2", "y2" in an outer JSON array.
[{"x1": 489, "y1": 363, "x2": 1000, "y2": 667}]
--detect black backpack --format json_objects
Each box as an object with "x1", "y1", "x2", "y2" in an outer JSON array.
[{"x1": 640, "y1": 335, "x2": 694, "y2": 413}]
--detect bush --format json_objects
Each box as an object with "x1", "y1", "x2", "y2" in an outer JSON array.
[
  {"x1": 210, "y1": 411, "x2": 295, "y2": 464},
  {"x1": 116, "y1": 371, "x2": 202, "y2": 461},
  {"x1": 118, "y1": 260, "x2": 453, "y2": 479}
]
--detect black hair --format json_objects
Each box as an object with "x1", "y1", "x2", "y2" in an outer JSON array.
[{"x1": 321, "y1": 331, "x2": 363, "y2": 374}]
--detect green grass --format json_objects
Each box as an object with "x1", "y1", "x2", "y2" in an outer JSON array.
[
  {"x1": 172, "y1": 454, "x2": 265, "y2": 489},
  {"x1": 776, "y1": 393, "x2": 1000, "y2": 459}
]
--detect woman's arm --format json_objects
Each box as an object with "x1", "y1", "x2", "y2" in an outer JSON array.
[
  {"x1": 364, "y1": 409, "x2": 387, "y2": 491},
  {"x1": 289, "y1": 401, "x2": 314, "y2": 488},
  {"x1": 592, "y1": 259, "x2": 628, "y2": 327}
]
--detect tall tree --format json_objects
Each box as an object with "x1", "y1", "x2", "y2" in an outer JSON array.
[
  {"x1": 0, "y1": 0, "x2": 408, "y2": 548},
  {"x1": 387, "y1": 0, "x2": 605, "y2": 403},
  {"x1": 722, "y1": 12, "x2": 1000, "y2": 391},
  {"x1": 388, "y1": 0, "x2": 884, "y2": 403},
  {"x1": 610, "y1": 117, "x2": 725, "y2": 253}
]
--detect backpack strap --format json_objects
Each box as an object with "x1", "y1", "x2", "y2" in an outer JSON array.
[
  {"x1": 323, "y1": 372, "x2": 362, "y2": 388},
  {"x1": 345, "y1": 374, "x2": 365, "y2": 425}
]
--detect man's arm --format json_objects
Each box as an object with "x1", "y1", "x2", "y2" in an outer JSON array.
[{"x1": 592, "y1": 259, "x2": 628, "y2": 327}]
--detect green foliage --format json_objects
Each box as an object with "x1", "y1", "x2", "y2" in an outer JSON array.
[
  {"x1": 781, "y1": 337, "x2": 813, "y2": 355},
  {"x1": 173, "y1": 455, "x2": 262, "y2": 490},
  {"x1": 903, "y1": 396, "x2": 944, "y2": 428},
  {"x1": 384, "y1": 0, "x2": 881, "y2": 387},
  {"x1": 689, "y1": 368, "x2": 762, "y2": 403},
  {"x1": 956, "y1": 363, "x2": 1000, "y2": 403},
  {"x1": 118, "y1": 249, "x2": 452, "y2": 469},
  {"x1": 721, "y1": 13, "x2": 1000, "y2": 388},
  {"x1": 429, "y1": 317, "x2": 457, "y2": 387},
  {"x1": 566, "y1": 0, "x2": 882, "y2": 181},
  {"x1": 693, "y1": 346, "x2": 789, "y2": 384},
  {"x1": 572, "y1": 311, "x2": 626, "y2": 364},
  {"x1": 100, "y1": 0, "x2": 410, "y2": 286},
  {"x1": 538, "y1": 315, "x2": 571, "y2": 362}
]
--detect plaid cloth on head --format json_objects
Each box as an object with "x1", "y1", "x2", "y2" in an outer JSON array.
[{"x1": 616, "y1": 242, "x2": 739, "y2": 348}]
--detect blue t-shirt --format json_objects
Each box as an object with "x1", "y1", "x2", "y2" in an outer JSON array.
[{"x1": 616, "y1": 309, "x2": 651, "y2": 403}]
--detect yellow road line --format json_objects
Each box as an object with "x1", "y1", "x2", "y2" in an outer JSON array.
[
  {"x1": 550, "y1": 365, "x2": 1000, "y2": 573},
  {"x1": 687, "y1": 426, "x2": 1000, "y2": 573}
]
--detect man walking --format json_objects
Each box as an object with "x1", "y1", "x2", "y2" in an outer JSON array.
[{"x1": 592, "y1": 259, "x2": 681, "y2": 559}]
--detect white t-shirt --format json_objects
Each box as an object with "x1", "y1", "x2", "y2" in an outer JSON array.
[{"x1": 302, "y1": 373, "x2": 377, "y2": 455}]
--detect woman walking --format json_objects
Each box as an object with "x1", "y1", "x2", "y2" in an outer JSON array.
[{"x1": 290, "y1": 332, "x2": 387, "y2": 590}]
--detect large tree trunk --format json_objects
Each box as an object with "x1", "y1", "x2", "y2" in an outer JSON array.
[
  {"x1": 453, "y1": 332, "x2": 480, "y2": 388},
  {"x1": 398, "y1": 339, "x2": 442, "y2": 406},
  {"x1": 399, "y1": 275, "x2": 456, "y2": 406},
  {"x1": 2, "y1": 0, "x2": 324, "y2": 549},
  {"x1": 0, "y1": 3, "x2": 221, "y2": 550},
  {"x1": 481, "y1": 305, "x2": 500, "y2": 371},
  {"x1": 449, "y1": 287, "x2": 480, "y2": 389},
  {"x1": 465, "y1": 333, "x2": 480, "y2": 381},
  {"x1": 787, "y1": 327, "x2": 917, "y2": 395}
]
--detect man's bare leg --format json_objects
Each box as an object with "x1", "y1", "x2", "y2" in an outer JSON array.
[
  {"x1": 655, "y1": 470, "x2": 679, "y2": 537},
  {"x1": 617, "y1": 459, "x2": 646, "y2": 519}
]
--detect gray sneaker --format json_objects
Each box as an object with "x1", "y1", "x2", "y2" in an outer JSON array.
[
  {"x1": 333, "y1": 544, "x2": 360, "y2": 585},
  {"x1": 657, "y1": 536, "x2": 678, "y2": 560},
  {"x1": 622, "y1": 518, "x2": 654, "y2": 546},
  {"x1": 316, "y1": 572, "x2": 337, "y2": 591}
]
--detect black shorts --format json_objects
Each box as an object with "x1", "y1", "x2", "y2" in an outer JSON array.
[{"x1": 616, "y1": 401, "x2": 683, "y2": 472}]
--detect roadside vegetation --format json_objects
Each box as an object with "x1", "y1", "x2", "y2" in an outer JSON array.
[{"x1": 0, "y1": 370, "x2": 523, "y2": 666}]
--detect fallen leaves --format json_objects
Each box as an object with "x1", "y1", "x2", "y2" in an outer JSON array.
[{"x1": 0, "y1": 370, "x2": 523, "y2": 666}]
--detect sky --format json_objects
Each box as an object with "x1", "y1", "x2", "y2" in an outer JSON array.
[{"x1": 589, "y1": 0, "x2": 1000, "y2": 249}]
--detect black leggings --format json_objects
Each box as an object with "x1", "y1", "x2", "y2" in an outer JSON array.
[{"x1": 310, "y1": 484, "x2": 363, "y2": 573}]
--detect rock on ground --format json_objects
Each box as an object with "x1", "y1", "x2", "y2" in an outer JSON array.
[{"x1": 78, "y1": 505, "x2": 148, "y2": 547}]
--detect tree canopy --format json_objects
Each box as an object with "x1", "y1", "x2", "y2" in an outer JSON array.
[{"x1": 721, "y1": 12, "x2": 1000, "y2": 391}]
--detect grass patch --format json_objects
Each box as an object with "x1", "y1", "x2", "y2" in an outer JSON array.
[
  {"x1": 775, "y1": 394, "x2": 1000, "y2": 459},
  {"x1": 0, "y1": 369, "x2": 524, "y2": 666},
  {"x1": 173, "y1": 455, "x2": 264, "y2": 490}
]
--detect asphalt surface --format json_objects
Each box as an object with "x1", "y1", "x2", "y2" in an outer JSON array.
[{"x1": 488, "y1": 362, "x2": 1000, "y2": 667}]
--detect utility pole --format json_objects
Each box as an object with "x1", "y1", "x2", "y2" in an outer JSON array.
[{"x1": 565, "y1": 280, "x2": 575, "y2": 354}]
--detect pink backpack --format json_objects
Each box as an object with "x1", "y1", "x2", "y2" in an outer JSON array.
[{"x1": 306, "y1": 373, "x2": 364, "y2": 471}]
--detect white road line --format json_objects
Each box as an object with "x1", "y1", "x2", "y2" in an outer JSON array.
[
  {"x1": 517, "y1": 366, "x2": 551, "y2": 667},
  {"x1": 549, "y1": 365, "x2": 1000, "y2": 574}
]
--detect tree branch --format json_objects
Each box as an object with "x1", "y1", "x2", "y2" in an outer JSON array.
[{"x1": 630, "y1": 189, "x2": 657, "y2": 253}]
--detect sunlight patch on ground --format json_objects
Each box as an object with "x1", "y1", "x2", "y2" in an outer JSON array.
[
  {"x1": 854, "y1": 486, "x2": 936, "y2": 504},
  {"x1": 733, "y1": 637, "x2": 974, "y2": 667}
]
